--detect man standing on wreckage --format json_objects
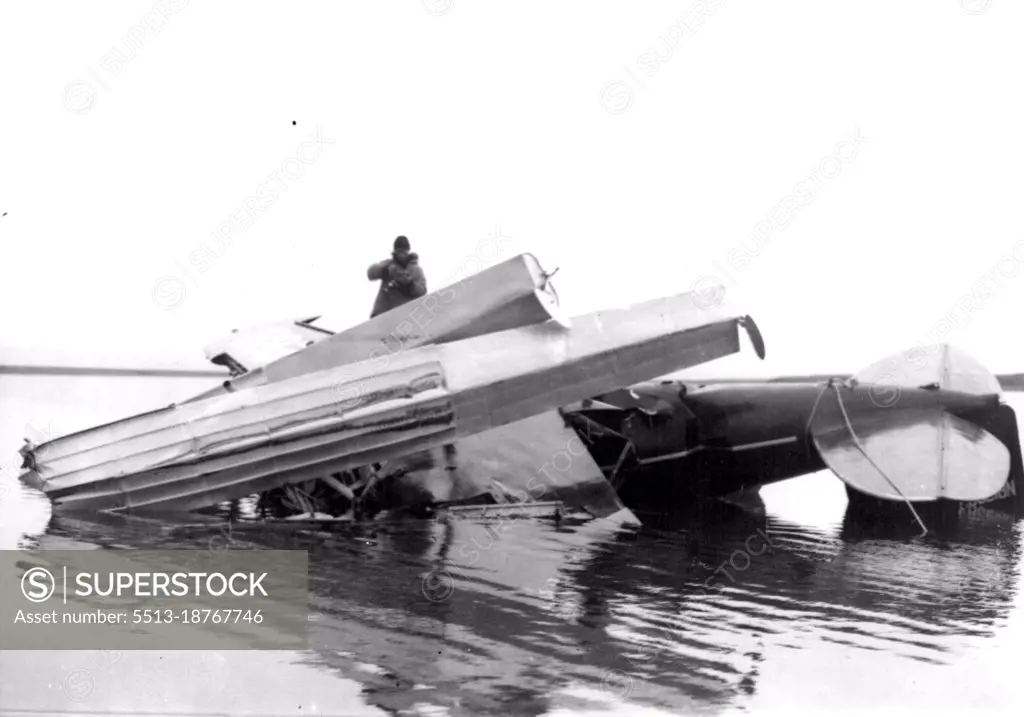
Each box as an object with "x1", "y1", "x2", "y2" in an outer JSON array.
[
  {"x1": 367, "y1": 235, "x2": 428, "y2": 318},
  {"x1": 365, "y1": 235, "x2": 458, "y2": 475}
]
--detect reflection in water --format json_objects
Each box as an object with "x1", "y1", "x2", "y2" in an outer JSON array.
[
  {"x1": 3, "y1": 381, "x2": 1023, "y2": 714},
  {"x1": 16, "y1": 495, "x2": 1019, "y2": 716}
]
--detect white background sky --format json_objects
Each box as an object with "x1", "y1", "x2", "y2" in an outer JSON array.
[{"x1": 1, "y1": 0, "x2": 1022, "y2": 376}]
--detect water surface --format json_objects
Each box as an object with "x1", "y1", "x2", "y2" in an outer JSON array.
[{"x1": 1, "y1": 375, "x2": 1022, "y2": 715}]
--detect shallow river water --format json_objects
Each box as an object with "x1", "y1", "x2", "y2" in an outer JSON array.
[{"x1": 1, "y1": 375, "x2": 1022, "y2": 716}]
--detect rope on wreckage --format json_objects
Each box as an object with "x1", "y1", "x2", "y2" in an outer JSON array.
[{"x1": 806, "y1": 378, "x2": 928, "y2": 538}]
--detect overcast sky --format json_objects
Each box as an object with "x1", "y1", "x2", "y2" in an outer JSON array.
[{"x1": 1, "y1": 1, "x2": 1022, "y2": 377}]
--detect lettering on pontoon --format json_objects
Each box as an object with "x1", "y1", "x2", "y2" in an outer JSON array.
[{"x1": 959, "y1": 480, "x2": 1017, "y2": 519}]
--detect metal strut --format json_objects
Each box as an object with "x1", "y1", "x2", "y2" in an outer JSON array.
[{"x1": 609, "y1": 442, "x2": 635, "y2": 491}]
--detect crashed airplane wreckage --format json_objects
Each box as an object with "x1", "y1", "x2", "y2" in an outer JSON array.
[
  {"x1": 18, "y1": 253, "x2": 1024, "y2": 531},
  {"x1": 18, "y1": 253, "x2": 763, "y2": 521}
]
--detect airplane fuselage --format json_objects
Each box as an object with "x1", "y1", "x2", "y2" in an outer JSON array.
[{"x1": 567, "y1": 379, "x2": 1015, "y2": 512}]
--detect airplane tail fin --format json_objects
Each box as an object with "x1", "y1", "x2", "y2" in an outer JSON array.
[
  {"x1": 852, "y1": 343, "x2": 1003, "y2": 397},
  {"x1": 813, "y1": 344, "x2": 1023, "y2": 518}
]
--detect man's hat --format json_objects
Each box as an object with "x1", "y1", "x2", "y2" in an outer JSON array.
[{"x1": 394, "y1": 235, "x2": 411, "y2": 251}]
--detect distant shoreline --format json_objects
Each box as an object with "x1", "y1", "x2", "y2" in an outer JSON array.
[
  {"x1": 0, "y1": 365, "x2": 226, "y2": 378},
  {"x1": 687, "y1": 374, "x2": 1024, "y2": 390}
]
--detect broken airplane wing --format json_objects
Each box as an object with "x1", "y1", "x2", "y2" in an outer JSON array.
[{"x1": 21, "y1": 264, "x2": 763, "y2": 514}]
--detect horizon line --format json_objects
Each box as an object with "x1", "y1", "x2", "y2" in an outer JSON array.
[{"x1": 0, "y1": 365, "x2": 227, "y2": 378}]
